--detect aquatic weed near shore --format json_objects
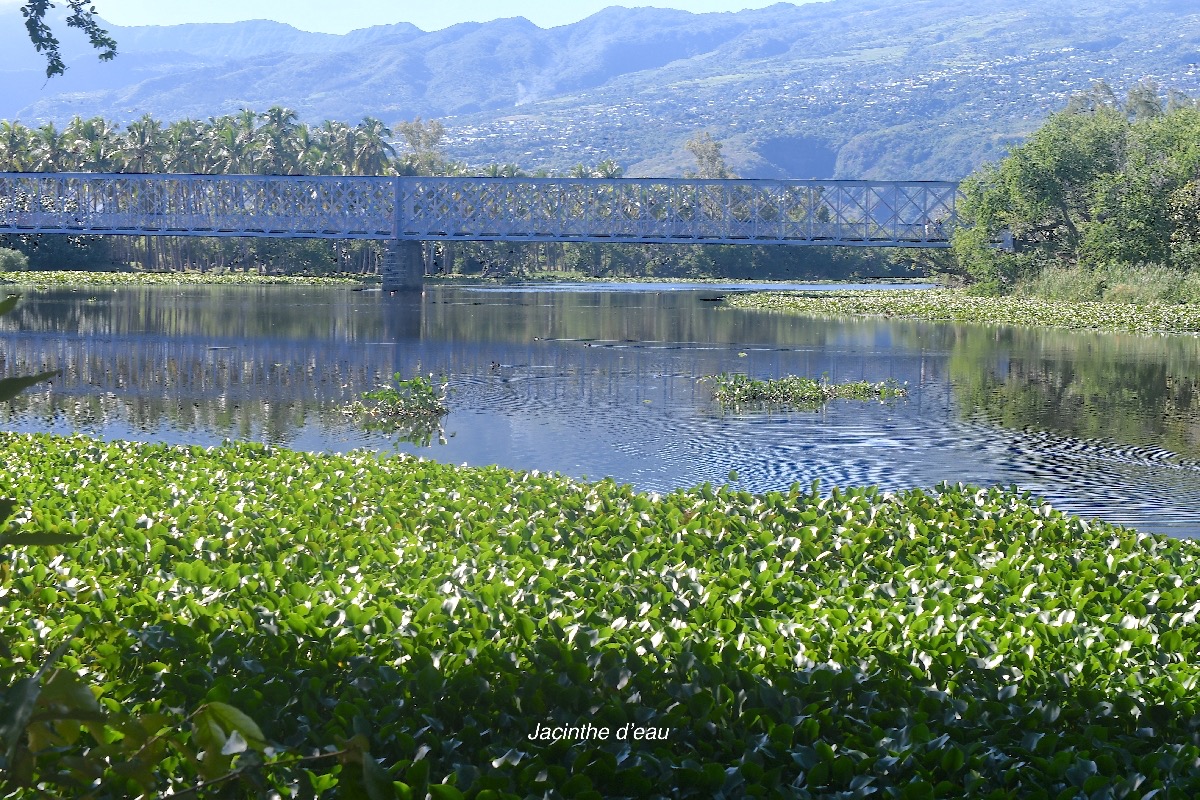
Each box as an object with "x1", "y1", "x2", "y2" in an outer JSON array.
[
  {"x1": 727, "y1": 288, "x2": 1200, "y2": 335},
  {"x1": 0, "y1": 270, "x2": 360, "y2": 287},
  {"x1": 1, "y1": 431, "x2": 1199, "y2": 796}
]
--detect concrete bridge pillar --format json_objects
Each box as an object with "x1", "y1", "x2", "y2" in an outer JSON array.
[{"x1": 381, "y1": 240, "x2": 424, "y2": 291}]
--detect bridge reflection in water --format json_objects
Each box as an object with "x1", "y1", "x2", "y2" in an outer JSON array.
[{"x1": 0, "y1": 285, "x2": 948, "y2": 450}]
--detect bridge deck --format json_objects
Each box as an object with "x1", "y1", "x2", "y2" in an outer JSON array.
[{"x1": 0, "y1": 173, "x2": 958, "y2": 247}]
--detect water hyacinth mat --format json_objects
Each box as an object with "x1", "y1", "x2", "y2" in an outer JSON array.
[{"x1": 1, "y1": 432, "x2": 1199, "y2": 797}]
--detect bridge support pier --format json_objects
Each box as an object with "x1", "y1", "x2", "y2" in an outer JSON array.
[{"x1": 381, "y1": 240, "x2": 424, "y2": 291}]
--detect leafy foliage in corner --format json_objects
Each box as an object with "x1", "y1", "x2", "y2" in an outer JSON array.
[
  {"x1": 709, "y1": 373, "x2": 907, "y2": 409},
  {"x1": 18, "y1": 0, "x2": 117, "y2": 78},
  {"x1": 1, "y1": 432, "x2": 1199, "y2": 796}
]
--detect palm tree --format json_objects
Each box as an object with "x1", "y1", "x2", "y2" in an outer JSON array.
[
  {"x1": 594, "y1": 159, "x2": 624, "y2": 179},
  {"x1": 163, "y1": 119, "x2": 205, "y2": 173},
  {"x1": 350, "y1": 117, "x2": 396, "y2": 176},
  {"x1": 255, "y1": 106, "x2": 303, "y2": 175},
  {"x1": 30, "y1": 123, "x2": 70, "y2": 172},
  {"x1": 312, "y1": 120, "x2": 351, "y2": 175},
  {"x1": 122, "y1": 114, "x2": 165, "y2": 173},
  {"x1": 66, "y1": 116, "x2": 124, "y2": 172},
  {"x1": 0, "y1": 121, "x2": 32, "y2": 172},
  {"x1": 481, "y1": 163, "x2": 525, "y2": 178},
  {"x1": 210, "y1": 114, "x2": 255, "y2": 174}
]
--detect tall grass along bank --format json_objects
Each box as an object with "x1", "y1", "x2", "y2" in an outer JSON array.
[
  {"x1": 1, "y1": 432, "x2": 1199, "y2": 796},
  {"x1": 727, "y1": 289, "x2": 1200, "y2": 336}
]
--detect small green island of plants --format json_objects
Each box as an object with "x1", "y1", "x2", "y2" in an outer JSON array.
[
  {"x1": 343, "y1": 371, "x2": 449, "y2": 445},
  {"x1": 710, "y1": 372, "x2": 908, "y2": 409}
]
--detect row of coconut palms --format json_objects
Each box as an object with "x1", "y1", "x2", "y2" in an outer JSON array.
[
  {"x1": 0, "y1": 108, "x2": 625, "y2": 179},
  {"x1": 2, "y1": 109, "x2": 411, "y2": 176}
]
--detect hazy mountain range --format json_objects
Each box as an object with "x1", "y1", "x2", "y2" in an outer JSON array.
[{"x1": 2, "y1": 0, "x2": 1199, "y2": 179}]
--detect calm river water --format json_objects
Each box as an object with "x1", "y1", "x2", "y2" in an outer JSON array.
[{"x1": 1, "y1": 282, "x2": 1197, "y2": 537}]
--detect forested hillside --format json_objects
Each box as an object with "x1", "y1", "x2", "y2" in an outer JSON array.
[{"x1": 3, "y1": 0, "x2": 1200, "y2": 179}]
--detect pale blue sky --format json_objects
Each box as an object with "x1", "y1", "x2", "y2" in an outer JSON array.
[{"x1": 0, "y1": 1, "x2": 811, "y2": 34}]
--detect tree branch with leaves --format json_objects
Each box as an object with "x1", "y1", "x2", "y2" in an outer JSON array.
[{"x1": 18, "y1": 1, "x2": 117, "y2": 78}]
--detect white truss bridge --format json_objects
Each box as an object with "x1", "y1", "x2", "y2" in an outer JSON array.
[{"x1": 0, "y1": 173, "x2": 960, "y2": 247}]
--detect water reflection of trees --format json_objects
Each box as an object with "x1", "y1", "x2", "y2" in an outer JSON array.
[
  {"x1": 7, "y1": 286, "x2": 1193, "y2": 461},
  {"x1": 0, "y1": 286, "x2": 424, "y2": 342},
  {"x1": 2, "y1": 284, "x2": 915, "y2": 350},
  {"x1": 0, "y1": 286, "x2": 932, "y2": 445},
  {"x1": 944, "y1": 326, "x2": 1200, "y2": 459}
]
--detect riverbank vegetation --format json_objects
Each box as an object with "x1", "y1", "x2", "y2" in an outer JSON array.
[
  {"x1": 0, "y1": 268, "x2": 360, "y2": 286},
  {"x1": 726, "y1": 289, "x2": 1200, "y2": 335},
  {"x1": 709, "y1": 373, "x2": 907, "y2": 408},
  {"x1": 952, "y1": 81, "x2": 1200, "y2": 301},
  {"x1": 1, "y1": 432, "x2": 1198, "y2": 796}
]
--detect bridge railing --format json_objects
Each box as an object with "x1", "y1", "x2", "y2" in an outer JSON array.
[
  {"x1": 397, "y1": 177, "x2": 958, "y2": 246},
  {"x1": 0, "y1": 173, "x2": 395, "y2": 239},
  {"x1": 1, "y1": 173, "x2": 960, "y2": 246}
]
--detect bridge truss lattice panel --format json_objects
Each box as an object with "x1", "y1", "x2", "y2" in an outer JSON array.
[
  {"x1": 0, "y1": 173, "x2": 959, "y2": 246},
  {"x1": 0, "y1": 173, "x2": 395, "y2": 239},
  {"x1": 398, "y1": 178, "x2": 958, "y2": 247}
]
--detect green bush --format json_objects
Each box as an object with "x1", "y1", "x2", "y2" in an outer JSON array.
[{"x1": 0, "y1": 248, "x2": 28, "y2": 272}]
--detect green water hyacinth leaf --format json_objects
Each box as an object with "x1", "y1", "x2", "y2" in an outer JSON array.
[{"x1": 0, "y1": 498, "x2": 17, "y2": 526}]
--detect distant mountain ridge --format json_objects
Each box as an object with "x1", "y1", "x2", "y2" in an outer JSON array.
[{"x1": 3, "y1": 0, "x2": 1200, "y2": 179}]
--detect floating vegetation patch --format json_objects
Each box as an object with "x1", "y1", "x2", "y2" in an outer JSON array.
[
  {"x1": 727, "y1": 289, "x2": 1200, "y2": 335},
  {"x1": 0, "y1": 270, "x2": 361, "y2": 287},
  {"x1": 1, "y1": 431, "x2": 1199, "y2": 796},
  {"x1": 709, "y1": 372, "x2": 907, "y2": 409},
  {"x1": 342, "y1": 371, "x2": 449, "y2": 446}
]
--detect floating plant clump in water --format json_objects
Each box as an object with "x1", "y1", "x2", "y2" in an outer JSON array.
[
  {"x1": 343, "y1": 370, "x2": 449, "y2": 445},
  {"x1": 709, "y1": 372, "x2": 907, "y2": 409}
]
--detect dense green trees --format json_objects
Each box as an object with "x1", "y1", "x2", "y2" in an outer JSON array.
[{"x1": 954, "y1": 81, "x2": 1200, "y2": 300}]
